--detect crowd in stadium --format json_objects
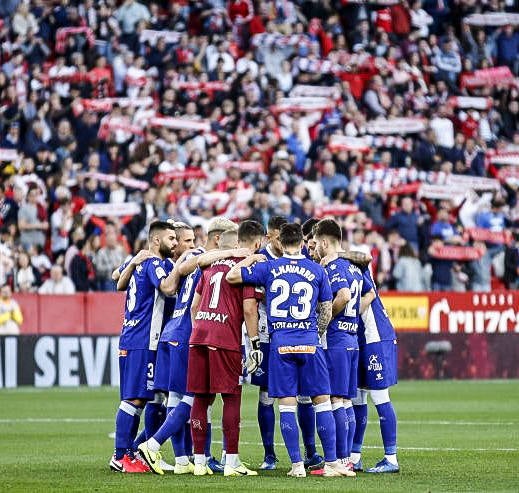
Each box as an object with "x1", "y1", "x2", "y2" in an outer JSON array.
[{"x1": 1, "y1": 0, "x2": 519, "y2": 295}]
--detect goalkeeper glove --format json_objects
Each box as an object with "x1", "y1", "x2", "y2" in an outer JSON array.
[{"x1": 245, "y1": 336, "x2": 263, "y2": 374}]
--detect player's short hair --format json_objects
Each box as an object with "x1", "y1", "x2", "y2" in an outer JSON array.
[
  {"x1": 219, "y1": 226, "x2": 239, "y2": 249},
  {"x1": 267, "y1": 215, "x2": 288, "y2": 232},
  {"x1": 279, "y1": 223, "x2": 303, "y2": 247},
  {"x1": 207, "y1": 217, "x2": 237, "y2": 237},
  {"x1": 238, "y1": 220, "x2": 265, "y2": 243},
  {"x1": 148, "y1": 220, "x2": 175, "y2": 240},
  {"x1": 302, "y1": 217, "x2": 319, "y2": 239},
  {"x1": 168, "y1": 220, "x2": 193, "y2": 233},
  {"x1": 313, "y1": 219, "x2": 342, "y2": 243}
]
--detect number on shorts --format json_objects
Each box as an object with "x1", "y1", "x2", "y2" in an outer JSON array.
[
  {"x1": 270, "y1": 279, "x2": 314, "y2": 320},
  {"x1": 127, "y1": 276, "x2": 137, "y2": 313},
  {"x1": 345, "y1": 279, "x2": 363, "y2": 317},
  {"x1": 147, "y1": 362, "x2": 154, "y2": 379},
  {"x1": 208, "y1": 271, "x2": 224, "y2": 309}
]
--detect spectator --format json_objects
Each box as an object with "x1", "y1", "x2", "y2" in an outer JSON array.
[
  {"x1": 93, "y1": 225, "x2": 127, "y2": 291},
  {"x1": 38, "y1": 265, "x2": 76, "y2": 295},
  {"x1": 496, "y1": 24, "x2": 519, "y2": 73},
  {"x1": 386, "y1": 196, "x2": 420, "y2": 252},
  {"x1": 0, "y1": 284, "x2": 23, "y2": 335},
  {"x1": 14, "y1": 251, "x2": 40, "y2": 293},
  {"x1": 428, "y1": 236, "x2": 453, "y2": 291},
  {"x1": 434, "y1": 39, "x2": 461, "y2": 92},
  {"x1": 468, "y1": 241, "x2": 492, "y2": 293},
  {"x1": 320, "y1": 160, "x2": 349, "y2": 199},
  {"x1": 430, "y1": 207, "x2": 462, "y2": 244},
  {"x1": 393, "y1": 242, "x2": 427, "y2": 292},
  {"x1": 69, "y1": 237, "x2": 97, "y2": 292},
  {"x1": 50, "y1": 198, "x2": 74, "y2": 259},
  {"x1": 17, "y1": 185, "x2": 48, "y2": 251}
]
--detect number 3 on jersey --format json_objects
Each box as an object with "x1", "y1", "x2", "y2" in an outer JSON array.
[
  {"x1": 270, "y1": 279, "x2": 313, "y2": 319},
  {"x1": 127, "y1": 276, "x2": 137, "y2": 312}
]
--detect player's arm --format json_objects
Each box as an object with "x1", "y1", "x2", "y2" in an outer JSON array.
[
  {"x1": 159, "y1": 267, "x2": 181, "y2": 296},
  {"x1": 360, "y1": 289, "x2": 376, "y2": 314},
  {"x1": 116, "y1": 250, "x2": 155, "y2": 291},
  {"x1": 243, "y1": 293, "x2": 262, "y2": 373},
  {"x1": 321, "y1": 251, "x2": 372, "y2": 269},
  {"x1": 197, "y1": 247, "x2": 252, "y2": 269},
  {"x1": 226, "y1": 253, "x2": 266, "y2": 284},
  {"x1": 317, "y1": 301, "x2": 333, "y2": 336},
  {"x1": 112, "y1": 267, "x2": 121, "y2": 282},
  {"x1": 332, "y1": 287, "x2": 351, "y2": 318},
  {"x1": 190, "y1": 291, "x2": 202, "y2": 326}
]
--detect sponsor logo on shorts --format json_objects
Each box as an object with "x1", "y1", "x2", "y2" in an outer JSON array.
[
  {"x1": 254, "y1": 367, "x2": 265, "y2": 377},
  {"x1": 168, "y1": 341, "x2": 179, "y2": 346},
  {"x1": 146, "y1": 379, "x2": 154, "y2": 390},
  {"x1": 118, "y1": 350, "x2": 128, "y2": 357},
  {"x1": 368, "y1": 354, "x2": 383, "y2": 371},
  {"x1": 278, "y1": 345, "x2": 316, "y2": 354},
  {"x1": 376, "y1": 373, "x2": 384, "y2": 381}
]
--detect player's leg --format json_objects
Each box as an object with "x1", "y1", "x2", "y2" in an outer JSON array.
[
  {"x1": 344, "y1": 347, "x2": 359, "y2": 467},
  {"x1": 208, "y1": 347, "x2": 256, "y2": 476},
  {"x1": 297, "y1": 395, "x2": 322, "y2": 468},
  {"x1": 258, "y1": 388, "x2": 277, "y2": 469},
  {"x1": 269, "y1": 349, "x2": 304, "y2": 477},
  {"x1": 326, "y1": 347, "x2": 349, "y2": 463},
  {"x1": 110, "y1": 349, "x2": 152, "y2": 473},
  {"x1": 303, "y1": 347, "x2": 354, "y2": 478},
  {"x1": 362, "y1": 339, "x2": 399, "y2": 473},
  {"x1": 351, "y1": 388, "x2": 368, "y2": 470}
]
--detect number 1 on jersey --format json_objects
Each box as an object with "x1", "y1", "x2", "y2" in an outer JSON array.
[{"x1": 209, "y1": 271, "x2": 224, "y2": 308}]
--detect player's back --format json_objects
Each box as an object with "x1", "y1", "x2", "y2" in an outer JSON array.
[
  {"x1": 326, "y1": 258, "x2": 371, "y2": 347},
  {"x1": 358, "y1": 269, "x2": 396, "y2": 346},
  {"x1": 191, "y1": 257, "x2": 253, "y2": 352},
  {"x1": 161, "y1": 250, "x2": 203, "y2": 344},
  {"x1": 263, "y1": 254, "x2": 331, "y2": 347},
  {"x1": 120, "y1": 257, "x2": 168, "y2": 351}
]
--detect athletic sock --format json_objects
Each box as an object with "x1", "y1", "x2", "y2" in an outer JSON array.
[
  {"x1": 279, "y1": 405, "x2": 301, "y2": 463},
  {"x1": 115, "y1": 401, "x2": 140, "y2": 460},
  {"x1": 222, "y1": 393, "x2": 241, "y2": 454},
  {"x1": 258, "y1": 401, "x2": 276, "y2": 457},
  {"x1": 297, "y1": 401, "x2": 316, "y2": 458},
  {"x1": 332, "y1": 401, "x2": 348, "y2": 459},
  {"x1": 352, "y1": 404, "x2": 368, "y2": 456},
  {"x1": 226, "y1": 453, "x2": 239, "y2": 468},
  {"x1": 144, "y1": 402, "x2": 165, "y2": 439},
  {"x1": 376, "y1": 402, "x2": 398, "y2": 458},
  {"x1": 184, "y1": 422, "x2": 193, "y2": 456},
  {"x1": 191, "y1": 395, "x2": 213, "y2": 455},
  {"x1": 204, "y1": 405, "x2": 213, "y2": 457},
  {"x1": 131, "y1": 427, "x2": 146, "y2": 452},
  {"x1": 314, "y1": 401, "x2": 337, "y2": 463},
  {"x1": 153, "y1": 401, "x2": 191, "y2": 446},
  {"x1": 344, "y1": 402, "x2": 356, "y2": 458}
]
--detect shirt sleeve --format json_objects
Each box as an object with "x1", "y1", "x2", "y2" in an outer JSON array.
[
  {"x1": 361, "y1": 274, "x2": 374, "y2": 295},
  {"x1": 240, "y1": 260, "x2": 269, "y2": 286},
  {"x1": 242, "y1": 285, "x2": 258, "y2": 300},
  {"x1": 318, "y1": 267, "x2": 333, "y2": 303},
  {"x1": 195, "y1": 270, "x2": 205, "y2": 295},
  {"x1": 327, "y1": 264, "x2": 350, "y2": 295},
  {"x1": 147, "y1": 259, "x2": 167, "y2": 289},
  {"x1": 118, "y1": 259, "x2": 130, "y2": 274}
]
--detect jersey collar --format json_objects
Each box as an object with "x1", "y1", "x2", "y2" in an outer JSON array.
[
  {"x1": 266, "y1": 244, "x2": 279, "y2": 259},
  {"x1": 283, "y1": 253, "x2": 305, "y2": 259}
]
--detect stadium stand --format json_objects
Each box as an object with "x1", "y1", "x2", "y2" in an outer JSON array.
[{"x1": 0, "y1": 0, "x2": 518, "y2": 293}]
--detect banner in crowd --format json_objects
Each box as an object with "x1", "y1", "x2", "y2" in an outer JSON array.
[
  {"x1": 149, "y1": 116, "x2": 211, "y2": 132},
  {"x1": 429, "y1": 245, "x2": 483, "y2": 260},
  {"x1": 154, "y1": 168, "x2": 207, "y2": 185},
  {"x1": 328, "y1": 134, "x2": 411, "y2": 152},
  {"x1": 55, "y1": 27, "x2": 95, "y2": 53},
  {"x1": 366, "y1": 117, "x2": 427, "y2": 135},
  {"x1": 80, "y1": 97, "x2": 155, "y2": 113},
  {"x1": 271, "y1": 97, "x2": 335, "y2": 113},
  {"x1": 139, "y1": 29, "x2": 181, "y2": 45},
  {"x1": 290, "y1": 85, "x2": 341, "y2": 100},
  {"x1": 461, "y1": 66, "x2": 517, "y2": 89},
  {"x1": 464, "y1": 227, "x2": 512, "y2": 245},
  {"x1": 0, "y1": 336, "x2": 119, "y2": 388},
  {"x1": 82, "y1": 172, "x2": 149, "y2": 191},
  {"x1": 464, "y1": 13, "x2": 519, "y2": 26},
  {"x1": 0, "y1": 148, "x2": 19, "y2": 162},
  {"x1": 82, "y1": 202, "x2": 141, "y2": 217},
  {"x1": 448, "y1": 96, "x2": 493, "y2": 110},
  {"x1": 314, "y1": 203, "x2": 359, "y2": 218}
]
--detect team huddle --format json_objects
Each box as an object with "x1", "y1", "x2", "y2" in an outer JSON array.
[{"x1": 109, "y1": 215, "x2": 399, "y2": 478}]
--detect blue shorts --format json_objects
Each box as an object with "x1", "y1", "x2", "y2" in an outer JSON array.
[
  {"x1": 154, "y1": 341, "x2": 190, "y2": 394},
  {"x1": 268, "y1": 344, "x2": 330, "y2": 398},
  {"x1": 119, "y1": 348, "x2": 156, "y2": 401},
  {"x1": 358, "y1": 339, "x2": 398, "y2": 390},
  {"x1": 250, "y1": 342, "x2": 270, "y2": 388},
  {"x1": 326, "y1": 346, "x2": 359, "y2": 398},
  {"x1": 154, "y1": 342, "x2": 171, "y2": 392}
]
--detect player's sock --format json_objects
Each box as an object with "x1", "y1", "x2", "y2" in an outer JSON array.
[
  {"x1": 375, "y1": 402, "x2": 398, "y2": 460},
  {"x1": 144, "y1": 401, "x2": 165, "y2": 439},
  {"x1": 297, "y1": 399, "x2": 316, "y2": 458},
  {"x1": 344, "y1": 401, "x2": 356, "y2": 458},
  {"x1": 222, "y1": 393, "x2": 241, "y2": 455},
  {"x1": 132, "y1": 429, "x2": 146, "y2": 452},
  {"x1": 314, "y1": 401, "x2": 337, "y2": 463},
  {"x1": 153, "y1": 401, "x2": 192, "y2": 446},
  {"x1": 191, "y1": 394, "x2": 213, "y2": 455},
  {"x1": 279, "y1": 405, "x2": 302, "y2": 463},
  {"x1": 114, "y1": 401, "x2": 140, "y2": 460},
  {"x1": 331, "y1": 401, "x2": 348, "y2": 459},
  {"x1": 171, "y1": 426, "x2": 186, "y2": 458},
  {"x1": 258, "y1": 391, "x2": 275, "y2": 457},
  {"x1": 204, "y1": 405, "x2": 213, "y2": 457},
  {"x1": 184, "y1": 422, "x2": 193, "y2": 456},
  {"x1": 352, "y1": 404, "x2": 368, "y2": 457}
]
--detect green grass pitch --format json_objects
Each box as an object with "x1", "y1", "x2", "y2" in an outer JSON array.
[{"x1": 0, "y1": 380, "x2": 518, "y2": 492}]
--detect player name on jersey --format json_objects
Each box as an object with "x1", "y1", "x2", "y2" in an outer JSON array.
[{"x1": 270, "y1": 264, "x2": 316, "y2": 281}]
